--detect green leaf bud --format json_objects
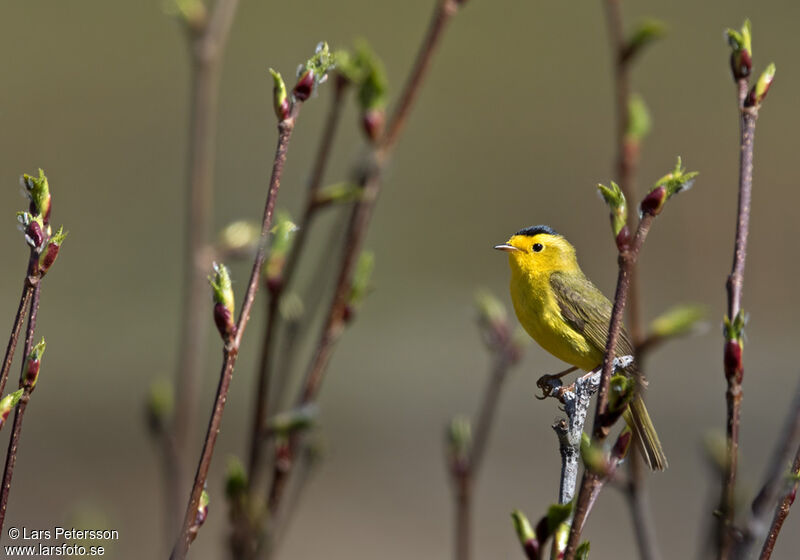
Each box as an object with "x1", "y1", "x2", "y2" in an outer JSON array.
[
  {"x1": 293, "y1": 42, "x2": 336, "y2": 101},
  {"x1": 641, "y1": 157, "x2": 698, "y2": 216},
  {"x1": 726, "y1": 19, "x2": 752, "y2": 80},
  {"x1": 22, "y1": 338, "x2": 46, "y2": 391},
  {"x1": 38, "y1": 226, "x2": 67, "y2": 277},
  {"x1": 0, "y1": 389, "x2": 24, "y2": 430},
  {"x1": 210, "y1": 263, "x2": 236, "y2": 342},
  {"x1": 447, "y1": 415, "x2": 472, "y2": 465},
  {"x1": 265, "y1": 211, "x2": 298, "y2": 292},
  {"x1": 269, "y1": 68, "x2": 291, "y2": 121},
  {"x1": 510, "y1": 510, "x2": 538, "y2": 557},
  {"x1": 747, "y1": 62, "x2": 776, "y2": 107},
  {"x1": 597, "y1": 181, "x2": 628, "y2": 245},
  {"x1": 17, "y1": 212, "x2": 46, "y2": 252},
  {"x1": 21, "y1": 169, "x2": 52, "y2": 224}
]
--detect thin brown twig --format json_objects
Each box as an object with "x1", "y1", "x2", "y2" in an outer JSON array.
[
  {"x1": 247, "y1": 76, "x2": 348, "y2": 490},
  {"x1": 170, "y1": 103, "x2": 300, "y2": 560},
  {"x1": 265, "y1": 0, "x2": 465, "y2": 518},
  {"x1": 0, "y1": 281, "x2": 34, "y2": 396},
  {"x1": 564, "y1": 214, "x2": 655, "y2": 559},
  {"x1": 0, "y1": 282, "x2": 40, "y2": 535},
  {"x1": 717, "y1": 79, "x2": 759, "y2": 559},
  {"x1": 758, "y1": 447, "x2": 800, "y2": 560}
]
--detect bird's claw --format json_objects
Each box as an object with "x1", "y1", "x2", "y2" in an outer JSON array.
[{"x1": 536, "y1": 373, "x2": 562, "y2": 400}]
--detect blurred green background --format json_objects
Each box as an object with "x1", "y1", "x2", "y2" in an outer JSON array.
[{"x1": 1, "y1": 0, "x2": 799, "y2": 558}]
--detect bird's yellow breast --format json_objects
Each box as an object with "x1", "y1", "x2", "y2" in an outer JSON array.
[{"x1": 509, "y1": 265, "x2": 601, "y2": 371}]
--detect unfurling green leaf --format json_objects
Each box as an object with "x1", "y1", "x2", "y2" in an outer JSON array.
[
  {"x1": 626, "y1": 19, "x2": 666, "y2": 59},
  {"x1": 511, "y1": 509, "x2": 536, "y2": 545},
  {"x1": 748, "y1": 62, "x2": 776, "y2": 106},
  {"x1": 165, "y1": 0, "x2": 207, "y2": 27},
  {"x1": 597, "y1": 181, "x2": 628, "y2": 240},
  {"x1": 723, "y1": 310, "x2": 746, "y2": 343},
  {"x1": 545, "y1": 502, "x2": 572, "y2": 535},
  {"x1": 649, "y1": 304, "x2": 706, "y2": 338},
  {"x1": 210, "y1": 263, "x2": 234, "y2": 314},
  {"x1": 474, "y1": 289, "x2": 508, "y2": 330},
  {"x1": 641, "y1": 157, "x2": 698, "y2": 216},
  {"x1": 314, "y1": 182, "x2": 363, "y2": 206},
  {"x1": 210, "y1": 262, "x2": 236, "y2": 342},
  {"x1": 21, "y1": 169, "x2": 51, "y2": 222},
  {"x1": 0, "y1": 389, "x2": 24, "y2": 430},
  {"x1": 225, "y1": 457, "x2": 247, "y2": 502},
  {"x1": 218, "y1": 221, "x2": 260, "y2": 255},
  {"x1": 22, "y1": 338, "x2": 46, "y2": 391},
  {"x1": 726, "y1": 19, "x2": 752, "y2": 58},
  {"x1": 269, "y1": 68, "x2": 290, "y2": 121},
  {"x1": 607, "y1": 374, "x2": 634, "y2": 414},
  {"x1": 146, "y1": 378, "x2": 174, "y2": 432},
  {"x1": 348, "y1": 251, "x2": 375, "y2": 309},
  {"x1": 580, "y1": 433, "x2": 608, "y2": 475},
  {"x1": 265, "y1": 211, "x2": 298, "y2": 286},
  {"x1": 626, "y1": 93, "x2": 652, "y2": 143},
  {"x1": 293, "y1": 42, "x2": 336, "y2": 101},
  {"x1": 447, "y1": 415, "x2": 472, "y2": 462},
  {"x1": 726, "y1": 19, "x2": 753, "y2": 80}
]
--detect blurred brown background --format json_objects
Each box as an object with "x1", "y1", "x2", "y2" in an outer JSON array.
[{"x1": 0, "y1": 0, "x2": 798, "y2": 558}]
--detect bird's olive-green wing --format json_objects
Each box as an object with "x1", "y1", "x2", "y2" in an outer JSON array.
[{"x1": 549, "y1": 271, "x2": 635, "y2": 357}]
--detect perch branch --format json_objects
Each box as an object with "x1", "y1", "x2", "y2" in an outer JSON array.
[
  {"x1": 543, "y1": 356, "x2": 632, "y2": 505},
  {"x1": 563, "y1": 214, "x2": 655, "y2": 559}
]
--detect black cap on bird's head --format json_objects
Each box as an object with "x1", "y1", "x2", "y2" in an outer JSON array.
[
  {"x1": 513, "y1": 225, "x2": 560, "y2": 238},
  {"x1": 494, "y1": 225, "x2": 562, "y2": 252}
]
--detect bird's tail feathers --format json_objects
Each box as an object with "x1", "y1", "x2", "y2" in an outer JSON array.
[{"x1": 623, "y1": 396, "x2": 668, "y2": 471}]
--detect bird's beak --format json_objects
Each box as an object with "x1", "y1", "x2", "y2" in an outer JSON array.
[{"x1": 493, "y1": 243, "x2": 520, "y2": 253}]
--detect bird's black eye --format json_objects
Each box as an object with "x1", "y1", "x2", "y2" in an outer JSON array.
[{"x1": 532, "y1": 243, "x2": 543, "y2": 253}]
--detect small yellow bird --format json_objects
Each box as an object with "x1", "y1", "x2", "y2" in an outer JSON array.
[{"x1": 495, "y1": 225, "x2": 667, "y2": 470}]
